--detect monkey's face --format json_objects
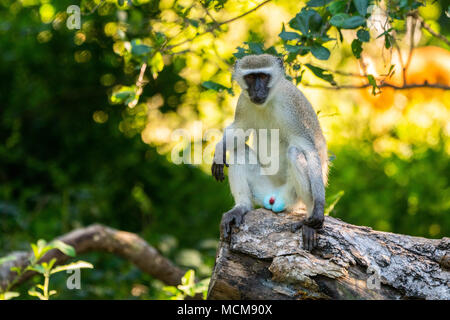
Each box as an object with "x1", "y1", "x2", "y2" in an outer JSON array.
[{"x1": 244, "y1": 73, "x2": 271, "y2": 105}]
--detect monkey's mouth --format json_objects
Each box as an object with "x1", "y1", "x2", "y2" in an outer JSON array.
[{"x1": 250, "y1": 95, "x2": 268, "y2": 104}]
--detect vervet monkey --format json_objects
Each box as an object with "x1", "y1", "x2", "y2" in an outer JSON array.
[{"x1": 212, "y1": 54, "x2": 329, "y2": 251}]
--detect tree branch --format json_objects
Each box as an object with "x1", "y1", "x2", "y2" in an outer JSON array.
[
  {"x1": 216, "y1": 0, "x2": 272, "y2": 26},
  {"x1": 0, "y1": 224, "x2": 186, "y2": 291},
  {"x1": 165, "y1": 0, "x2": 272, "y2": 51},
  {"x1": 407, "y1": 12, "x2": 450, "y2": 46},
  {"x1": 301, "y1": 82, "x2": 450, "y2": 91}
]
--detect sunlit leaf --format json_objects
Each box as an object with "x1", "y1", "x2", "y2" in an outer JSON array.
[
  {"x1": 311, "y1": 45, "x2": 330, "y2": 60},
  {"x1": 305, "y1": 63, "x2": 336, "y2": 85},
  {"x1": 28, "y1": 287, "x2": 46, "y2": 300},
  {"x1": 0, "y1": 292, "x2": 20, "y2": 300},
  {"x1": 27, "y1": 264, "x2": 46, "y2": 275},
  {"x1": 325, "y1": 190, "x2": 345, "y2": 215},
  {"x1": 50, "y1": 260, "x2": 94, "y2": 274},
  {"x1": 50, "y1": 240, "x2": 76, "y2": 257}
]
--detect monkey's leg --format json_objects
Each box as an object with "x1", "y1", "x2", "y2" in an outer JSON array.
[
  {"x1": 287, "y1": 146, "x2": 325, "y2": 251},
  {"x1": 221, "y1": 162, "x2": 253, "y2": 240},
  {"x1": 222, "y1": 151, "x2": 276, "y2": 239}
]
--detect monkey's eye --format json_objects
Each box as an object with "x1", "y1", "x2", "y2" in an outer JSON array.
[
  {"x1": 260, "y1": 74, "x2": 268, "y2": 80},
  {"x1": 244, "y1": 74, "x2": 255, "y2": 83}
]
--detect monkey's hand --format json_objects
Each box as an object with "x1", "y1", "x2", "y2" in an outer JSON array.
[
  {"x1": 211, "y1": 160, "x2": 228, "y2": 182},
  {"x1": 220, "y1": 206, "x2": 248, "y2": 240}
]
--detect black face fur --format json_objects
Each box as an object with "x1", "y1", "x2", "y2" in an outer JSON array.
[{"x1": 244, "y1": 72, "x2": 271, "y2": 104}]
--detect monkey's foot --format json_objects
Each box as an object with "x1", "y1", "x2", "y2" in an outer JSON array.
[
  {"x1": 220, "y1": 206, "x2": 248, "y2": 240},
  {"x1": 263, "y1": 193, "x2": 286, "y2": 213},
  {"x1": 290, "y1": 220, "x2": 319, "y2": 251},
  {"x1": 302, "y1": 225, "x2": 318, "y2": 251}
]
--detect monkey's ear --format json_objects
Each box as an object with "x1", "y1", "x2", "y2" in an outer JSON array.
[{"x1": 276, "y1": 57, "x2": 285, "y2": 72}]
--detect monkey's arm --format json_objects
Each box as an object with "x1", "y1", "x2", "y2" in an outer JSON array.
[
  {"x1": 211, "y1": 105, "x2": 249, "y2": 182},
  {"x1": 211, "y1": 123, "x2": 235, "y2": 182},
  {"x1": 287, "y1": 144, "x2": 325, "y2": 251}
]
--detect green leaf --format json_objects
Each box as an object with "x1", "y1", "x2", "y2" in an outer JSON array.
[
  {"x1": 150, "y1": 52, "x2": 164, "y2": 74},
  {"x1": 328, "y1": 0, "x2": 346, "y2": 15},
  {"x1": 186, "y1": 18, "x2": 199, "y2": 28},
  {"x1": 50, "y1": 260, "x2": 94, "y2": 274},
  {"x1": 329, "y1": 13, "x2": 349, "y2": 28},
  {"x1": 279, "y1": 29, "x2": 302, "y2": 41},
  {"x1": 111, "y1": 86, "x2": 136, "y2": 104},
  {"x1": 265, "y1": 46, "x2": 280, "y2": 56},
  {"x1": 247, "y1": 42, "x2": 265, "y2": 54},
  {"x1": 50, "y1": 240, "x2": 76, "y2": 257},
  {"x1": 289, "y1": 9, "x2": 318, "y2": 35},
  {"x1": 27, "y1": 264, "x2": 46, "y2": 275},
  {"x1": 0, "y1": 292, "x2": 20, "y2": 300},
  {"x1": 202, "y1": 81, "x2": 232, "y2": 94},
  {"x1": 357, "y1": 29, "x2": 370, "y2": 42},
  {"x1": 311, "y1": 45, "x2": 330, "y2": 60},
  {"x1": 353, "y1": 0, "x2": 368, "y2": 16},
  {"x1": 28, "y1": 287, "x2": 46, "y2": 300},
  {"x1": 384, "y1": 34, "x2": 392, "y2": 49},
  {"x1": 307, "y1": 0, "x2": 333, "y2": 7},
  {"x1": 131, "y1": 40, "x2": 152, "y2": 56},
  {"x1": 325, "y1": 190, "x2": 344, "y2": 215},
  {"x1": 351, "y1": 39, "x2": 363, "y2": 58},
  {"x1": 10, "y1": 266, "x2": 22, "y2": 275},
  {"x1": 305, "y1": 63, "x2": 336, "y2": 85},
  {"x1": 284, "y1": 44, "x2": 301, "y2": 53},
  {"x1": 162, "y1": 285, "x2": 180, "y2": 295},
  {"x1": 367, "y1": 74, "x2": 379, "y2": 95},
  {"x1": 177, "y1": 269, "x2": 196, "y2": 297},
  {"x1": 31, "y1": 240, "x2": 52, "y2": 260},
  {"x1": 181, "y1": 269, "x2": 195, "y2": 286},
  {"x1": 342, "y1": 16, "x2": 366, "y2": 29},
  {"x1": 233, "y1": 47, "x2": 246, "y2": 59}
]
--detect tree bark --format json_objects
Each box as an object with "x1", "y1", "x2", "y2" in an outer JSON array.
[
  {"x1": 0, "y1": 224, "x2": 186, "y2": 291},
  {"x1": 207, "y1": 209, "x2": 449, "y2": 300}
]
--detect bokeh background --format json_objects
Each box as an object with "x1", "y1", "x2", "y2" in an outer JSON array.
[{"x1": 0, "y1": 0, "x2": 449, "y2": 299}]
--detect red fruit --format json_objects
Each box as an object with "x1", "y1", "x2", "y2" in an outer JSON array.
[{"x1": 269, "y1": 196, "x2": 275, "y2": 205}]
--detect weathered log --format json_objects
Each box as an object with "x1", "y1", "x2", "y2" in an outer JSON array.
[{"x1": 207, "y1": 209, "x2": 449, "y2": 300}]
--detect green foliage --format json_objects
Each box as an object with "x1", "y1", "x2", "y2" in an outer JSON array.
[
  {"x1": 304, "y1": 63, "x2": 336, "y2": 85},
  {"x1": 0, "y1": 240, "x2": 93, "y2": 300},
  {"x1": 202, "y1": 81, "x2": 234, "y2": 95},
  {"x1": 162, "y1": 270, "x2": 210, "y2": 300}
]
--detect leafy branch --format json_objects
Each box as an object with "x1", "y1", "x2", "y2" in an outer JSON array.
[{"x1": 0, "y1": 240, "x2": 93, "y2": 300}]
